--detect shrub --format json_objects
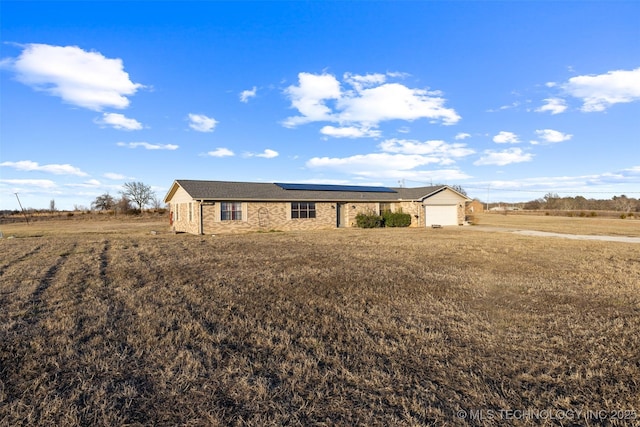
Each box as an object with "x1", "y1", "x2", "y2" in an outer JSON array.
[
  {"x1": 382, "y1": 211, "x2": 412, "y2": 227},
  {"x1": 620, "y1": 213, "x2": 627, "y2": 219},
  {"x1": 590, "y1": 211, "x2": 598, "y2": 217},
  {"x1": 356, "y1": 212, "x2": 383, "y2": 228}
]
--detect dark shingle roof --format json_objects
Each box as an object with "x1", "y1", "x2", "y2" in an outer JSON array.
[{"x1": 169, "y1": 180, "x2": 450, "y2": 202}]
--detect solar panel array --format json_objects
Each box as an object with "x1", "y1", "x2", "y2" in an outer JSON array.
[{"x1": 275, "y1": 183, "x2": 397, "y2": 193}]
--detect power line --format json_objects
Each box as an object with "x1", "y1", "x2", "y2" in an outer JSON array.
[
  {"x1": 462, "y1": 186, "x2": 640, "y2": 195},
  {"x1": 402, "y1": 180, "x2": 639, "y2": 195}
]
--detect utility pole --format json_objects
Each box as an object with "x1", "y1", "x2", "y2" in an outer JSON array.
[
  {"x1": 486, "y1": 185, "x2": 490, "y2": 211},
  {"x1": 15, "y1": 193, "x2": 30, "y2": 225}
]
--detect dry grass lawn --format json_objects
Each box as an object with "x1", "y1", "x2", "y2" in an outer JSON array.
[
  {"x1": 1, "y1": 217, "x2": 639, "y2": 426},
  {"x1": 476, "y1": 212, "x2": 640, "y2": 237}
]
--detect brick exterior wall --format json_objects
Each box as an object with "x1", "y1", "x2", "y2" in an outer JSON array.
[
  {"x1": 170, "y1": 202, "x2": 201, "y2": 234},
  {"x1": 201, "y1": 201, "x2": 338, "y2": 234},
  {"x1": 458, "y1": 203, "x2": 466, "y2": 225},
  {"x1": 169, "y1": 198, "x2": 466, "y2": 234}
]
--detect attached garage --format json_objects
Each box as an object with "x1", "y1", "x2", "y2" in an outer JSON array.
[
  {"x1": 424, "y1": 204, "x2": 459, "y2": 226},
  {"x1": 422, "y1": 188, "x2": 467, "y2": 227}
]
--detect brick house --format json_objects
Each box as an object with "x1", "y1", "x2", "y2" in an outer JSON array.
[{"x1": 163, "y1": 180, "x2": 470, "y2": 235}]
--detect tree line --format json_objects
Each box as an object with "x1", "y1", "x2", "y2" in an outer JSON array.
[
  {"x1": 519, "y1": 193, "x2": 640, "y2": 213},
  {"x1": 91, "y1": 182, "x2": 163, "y2": 213}
]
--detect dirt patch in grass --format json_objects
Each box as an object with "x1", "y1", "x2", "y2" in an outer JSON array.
[{"x1": 1, "y1": 221, "x2": 639, "y2": 425}]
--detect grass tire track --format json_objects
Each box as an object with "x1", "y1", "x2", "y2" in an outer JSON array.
[
  {"x1": 0, "y1": 243, "x2": 44, "y2": 278},
  {"x1": 23, "y1": 242, "x2": 78, "y2": 325},
  {"x1": 76, "y1": 237, "x2": 157, "y2": 425}
]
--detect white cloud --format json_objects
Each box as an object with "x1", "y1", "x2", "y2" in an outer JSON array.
[
  {"x1": 188, "y1": 113, "x2": 218, "y2": 132},
  {"x1": 283, "y1": 72, "x2": 341, "y2": 127},
  {"x1": 531, "y1": 129, "x2": 573, "y2": 145},
  {"x1": 257, "y1": 149, "x2": 278, "y2": 158},
  {"x1": 455, "y1": 132, "x2": 471, "y2": 140},
  {"x1": 342, "y1": 72, "x2": 387, "y2": 91},
  {"x1": 337, "y1": 82, "x2": 460, "y2": 125},
  {"x1": 5, "y1": 43, "x2": 143, "y2": 111},
  {"x1": 283, "y1": 71, "x2": 460, "y2": 132},
  {"x1": 308, "y1": 153, "x2": 443, "y2": 173},
  {"x1": 305, "y1": 152, "x2": 471, "y2": 182},
  {"x1": 66, "y1": 179, "x2": 102, "y2": 188},
  {"x1": 245, "y1": 149, "x2": 279, "y2": 159},
  {"x1": 562, "y1": 67, "x2": 640, "y2": 112},
  {"x1": 487, "y1": 101, "x2": 521, "y2": 112},
  {"x1": 96, "y1": 112, "x2": 143, "y2": 130},
  {"x1": 474, "y1": 148, "x2": 533, "y2": 166},
  {"x1": 103, "y1": 172, "x2": 132, "y2": 180},
  {"x1": 493, "y1": 131, "x2": 520, "y2": 144},
  {"x1": 0, "y1": 160, "x2": 88, "y2": 176},
  {"x1": 369, "y1": 168, "x2": 471, "y2": 181},
  {"x1": 116, "y1": 142, "x2": 178, "y2": 150},
  {"x1": 0, "y1": 178, "x2": 57, "y2": 189},
  {"x1": 535, "y1": 98, "x2": 567, "y2": 114},
  {"x1": 305, "y1": 136, "x2": 473, "y2": 182},
  {"x1": 320, "y1": 125, "x2": 381, "y2": 138},
  {"x1": 205, "y1": 148, "x2": 234, "y2": 157},
  {"x1": 240, "y1": 86, "x2": 257, "y2": 103},
  {"x1": 379, "y1": 139, "x2": 475, "y2": 160},
  {"x1": 481, "y1": 165, "x2": 640, "y2": 193}
]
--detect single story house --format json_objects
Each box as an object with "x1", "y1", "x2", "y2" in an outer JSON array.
[{"x1": 163, "y1": 180, "x2": 470, "y2": 235}]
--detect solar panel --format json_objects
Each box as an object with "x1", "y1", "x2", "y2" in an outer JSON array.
[{"x1": 275, "y1": 183, "x2": 397, "y2": 193}]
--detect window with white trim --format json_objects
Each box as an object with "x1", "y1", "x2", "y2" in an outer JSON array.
[
  {"x1": 291, "y1": 202, "x2": 316, "y2": 219},
  {"x1": 221, "y1": 202, "x2": 243, "y2": 221}
]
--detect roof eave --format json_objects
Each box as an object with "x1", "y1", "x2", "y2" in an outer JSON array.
[{"x1": 163, "y1": 180, "x2": 181, "y2": 203}]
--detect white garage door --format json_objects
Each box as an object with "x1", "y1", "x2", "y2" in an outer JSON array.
[{"x1": 425, "y1": 205, "x2": 458, "y2": 226}]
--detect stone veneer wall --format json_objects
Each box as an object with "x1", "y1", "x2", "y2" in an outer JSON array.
[
  {"x1": 170, "y1": 202, "x2": 201, "y2": 235},
  {"x1": 202, "y1": 201, "x2": 337, "y2": 234},
  {"x1": 171, "y1": 199, "x2": 464, "y2": 234}
]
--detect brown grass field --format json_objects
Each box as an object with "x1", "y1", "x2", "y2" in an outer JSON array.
[{"x1": 1, "y1": 215, "x2": 639, "y2": 426}]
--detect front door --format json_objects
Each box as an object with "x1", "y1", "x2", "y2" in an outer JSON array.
[{"x1": 336, "y1": 202, "x2": 346, "y2": 227}]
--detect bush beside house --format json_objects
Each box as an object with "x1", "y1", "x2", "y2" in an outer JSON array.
[{"x1": 356, "y1": 211, "x2": 412, "y2": 228}]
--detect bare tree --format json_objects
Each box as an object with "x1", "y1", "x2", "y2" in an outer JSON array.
[
  {"x1": 121, "y1": 182, "x2": 153, "y2": 211},
  {"x1": 450, "y1": 185, "x2": 467, "y2": 196},
  {"x1": 612, "y1": 195, "x2": 633, "y2": 213},
  {"x1": 150, "y1": 194, "x2": 164, "y2": 210},
  {"x1": 49, "y1": 199, "x2": 56, "y2": 213},
  {"x1": 116, "y1": 196, "x2": 133, "y2": 214},
  {"x1": 92, "y1": 193, "x2": 115, "y2": 211}
]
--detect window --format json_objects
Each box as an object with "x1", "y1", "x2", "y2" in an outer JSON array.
[
  {"x1": 291, "y1": 202, "x2": 316, "y2": 219},
  {"x1": 174, "y1": 203, "x2": 180, "y2": 221},
  {"x1": 221, "y1": 202, "x2": 243, "y2": 221},
  {"x1": 379, "y1": 203, "x2": 392, "y2": 214},
  {"x1": 188, "y1": 202, "x2": 193, "y2": 222}
]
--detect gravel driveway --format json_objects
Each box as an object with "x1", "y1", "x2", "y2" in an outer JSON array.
[{"x1": 472, "y1": 226, "x2": 640, "y2": 244}]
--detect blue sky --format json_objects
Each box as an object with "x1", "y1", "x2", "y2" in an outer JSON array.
[{"x1": 1, "y1": 1, "x2": 639, "y2": 210}]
